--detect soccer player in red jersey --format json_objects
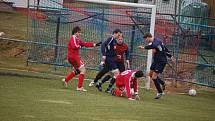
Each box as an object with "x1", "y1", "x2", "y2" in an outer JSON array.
[
  {"x1": 62, "y1": 26, "x2": 101, "y2": 91},
  {"x1": 111, "y1": 70, "x2": 144, "y2": 100}
]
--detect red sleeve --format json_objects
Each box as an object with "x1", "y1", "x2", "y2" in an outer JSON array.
[
  {"x1": 69, "y1": 36, "x2": 80, "y2": 49},
  {"x1": 79, "y1": 40, "x2": 94, "y2": 47},
  {"x1": 125, "y1": 44, "x2": 129, "y2": 50},
  {"x1": 125, "y1": 77, "x2": 132, "y2": 99},
  {"x1": 133, "y1": 79, "x2": 138, "y2": 93}
]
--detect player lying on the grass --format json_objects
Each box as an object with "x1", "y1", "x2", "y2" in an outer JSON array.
[
  {"x1": 89, "y1": 29, "x2": 122, "y2": 91},
  {"x1": 95, "y1": 34, "x2": 130, "y2": 92},
  {"x1": 62, "y1": 26, "x2": 101, "y2": 91},
  {"x1": 111, "y1": 70, "x2": 144, "y2": 101},
  {"x1": 138, "y1": 33, "x2": 175, "y2": 99}
]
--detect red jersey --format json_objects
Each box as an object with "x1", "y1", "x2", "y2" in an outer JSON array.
[
  {"x1": 114, "y1": 43, "x2": 129, "y2": 62},
  {"x1": 67, "y1": 35, "x2": 94, "y2": 59},
  {"x1": 115, "y1": 70, "x2": 138, "y2": 98}
]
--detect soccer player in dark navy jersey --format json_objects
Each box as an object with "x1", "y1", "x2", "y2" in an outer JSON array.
[
  {"x1": 95, "y1": 34, "x2": 130, "y2": 92},
  {"x1": 138, "y1": 33, "x2": 175, "y2": 99},
  {"x1": 88, "y1": 29, "x2": 122, "y2": 89}
]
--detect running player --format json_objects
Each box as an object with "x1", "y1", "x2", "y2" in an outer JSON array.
[
  {"x1": 138, "y1": 33, "x2": 175, "y2": 99},
  {"x1": 62, "y1": 26, "x2": 101, "y2": 91}
]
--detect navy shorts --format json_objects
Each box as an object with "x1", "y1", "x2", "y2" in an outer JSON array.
[
  {"x1": 116, "y1": 61, "x2": 125, "y2": 72},
  {"x1": 150, "y1": 62, "x2": 166, "y2": 73},
  {"x1": 106, "y1": 57, "x2": 118, "y2": 71}
]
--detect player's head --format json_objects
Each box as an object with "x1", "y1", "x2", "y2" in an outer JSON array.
[
  {"x1": 143, "y1": 33, "x2": 153, "y2": 42},
  {"x1": 116, "y1": 34, "x2": 123, "y2": 44},
  {"x1": 113, "y1": 29, "x2": 122, "y2": 39},
  {"x1": 72, "y1": 26, "x2": 81, "y2": 37},
  {"x1": 134, "y1": 70, "x2": 144, "y2": 78}
]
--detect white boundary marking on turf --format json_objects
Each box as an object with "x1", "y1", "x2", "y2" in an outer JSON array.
[
  {"x1": 48, "y1": 88, "x2": 71, "y2": 92},
  {"x1": 176, "y1": 93, "x2": 187, "y2": 95},
  {"x1": 22, "y1": 115, "x2": 35, "y2": 118},
  {"x1": 39, "y1": 99, "x2": 72, "y2": 104}
]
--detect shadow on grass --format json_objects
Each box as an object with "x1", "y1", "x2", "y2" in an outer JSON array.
[{"x1": 0, "y1": 71, "x2": 53, "y2": 80}]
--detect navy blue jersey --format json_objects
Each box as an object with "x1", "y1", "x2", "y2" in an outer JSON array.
[
  {"x1": 145, "y1": 38, "x2": 172, "y2": 63},
  {"x1": 101, "y1": 36, "x2": 117, "y2": 57}
]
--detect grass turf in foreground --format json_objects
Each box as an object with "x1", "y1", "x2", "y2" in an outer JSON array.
[{"x1": 0, "y1": 69, "x2": 215, "y2": 121}]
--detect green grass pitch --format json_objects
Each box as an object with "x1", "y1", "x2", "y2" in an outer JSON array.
[{"x1": 0, "y1": 69, "x2": 215, "y2": 121}]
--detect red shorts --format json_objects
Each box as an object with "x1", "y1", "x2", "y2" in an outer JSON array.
[
  {"x1": 113, "y1": 86, "x2": 126, "y2": 97},
  {"x1": 68, "y1": 56, "x2": 84, "y2": 69},
  {"x1": 116, "y1": 83, "x2": 125, "y2": 91}
]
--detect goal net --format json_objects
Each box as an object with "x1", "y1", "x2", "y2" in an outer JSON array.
[{"x1": 27, "y1": 0, "x2": 156, "y2": 89}]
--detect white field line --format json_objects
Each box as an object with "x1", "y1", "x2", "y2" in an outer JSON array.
[{"x1": 39, "y1": 99, "x2": 72, "y2": 105}]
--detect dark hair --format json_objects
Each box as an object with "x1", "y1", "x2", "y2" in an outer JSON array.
[
  {"x1": 72, "y1": 26, "x2": 81, "y2": 35},
  {"x1": 143, "y1": 33, "x2": 152, "y2": 38},
  {"x1": 134, "y1": 70, "x2": 144, "y2": 78},
  {"x1": 113, "y1": 29, "x2": 122, "y2": 34}
]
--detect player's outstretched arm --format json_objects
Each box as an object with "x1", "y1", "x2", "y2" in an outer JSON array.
[
  {"x1": 126, "y1": 60, "x2": 130, "y2": 69},
  {"x1": 94, "y1": 42, "x2": 102, "y2": 46},
  {"x1": 125, "y1": 78, "x2": 133, "y2": 100},
  {"x1": 164, "y1": 45, "x2": 176, "y2": 63},
  {"x1": 125, "y1": 47, "x2": 130, "y2": 69}
]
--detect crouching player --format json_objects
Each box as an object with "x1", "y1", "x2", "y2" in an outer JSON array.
[
  {"x1": 62, "y1": 26, "x2": 101, "y2": 91},
  {"x1": 111, "y1": 70, "x2": 144, "y2": 101}
]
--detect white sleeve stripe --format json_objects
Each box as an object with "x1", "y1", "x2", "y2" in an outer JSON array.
[
  {"x1": 126, "y1": 75, "x2": 132, "y2": 92},
  {"x1": 108, "y1": 37, "x2": 114, "y2": 45},
  {"x1": 107, "y1": 37, "x2": 114, "y2": 50},
  {"x1": 73, "y1": 35, "x2": 79, "y2": 47},
  {"x1": 128, "y1": 77, "x2": 131, "y2": 88}
]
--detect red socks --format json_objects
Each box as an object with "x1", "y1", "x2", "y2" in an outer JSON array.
[
  {"x1": 113, "y1": 89, "x2": 123, "y2": 97},
  {"x1": 65, "y1": 72, "x2": 85, "y2": 88},
  {"x1": 78, "y1": 74, "x2": 84, "y2": 88},
  {"x1": 65, "y1": 71, "x2": 75, "y2": 83}
]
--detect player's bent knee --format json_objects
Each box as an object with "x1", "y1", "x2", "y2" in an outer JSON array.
[
  {"x1": 151, "y1": 76, "x2": 157, "y2": 80},
  {"x1": 79, "y1": 66, "x2": 86, "y2": 74},
  {"x1": 151, "y1": 73, "x2": 158, "y2": 80},
  {"x1": 107, "y1": 72, "x2": 114, "y2": 77},
  {"x1": 148, "y1": 71, "x2": 153, "y2": 78},
  {"x1": 112, "y1": 69, "x2": 119, "y2": 77},
  {"x1": 111, "y1": 69, "x2": 119, "y2": 73},
  {"x1": 74, "y1": 69, "x2": 81, "y2": 75}
]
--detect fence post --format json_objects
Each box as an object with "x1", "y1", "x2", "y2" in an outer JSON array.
[
  {"x1": 55, "y1": 17, "x2": 60, "y2": 64},
  {"x1": 130, "y1": 26, "x2": 136, "y2": 68}
]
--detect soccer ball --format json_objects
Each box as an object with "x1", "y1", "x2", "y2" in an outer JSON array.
[{"x1": 188, "y1": 89, "x2": 197, "y2": 96}]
